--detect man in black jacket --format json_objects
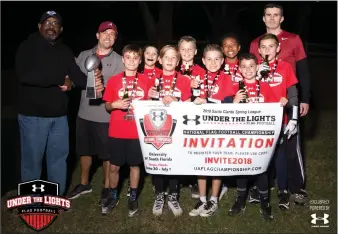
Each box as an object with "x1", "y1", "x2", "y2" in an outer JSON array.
[{"x1": 15, "y1": 10, "x2": 103, "y2": 196}]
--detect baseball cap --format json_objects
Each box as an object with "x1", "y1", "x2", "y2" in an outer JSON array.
[
  {"x1": 40, "y1": 10, "x2": 62, "y2": 24},
  {"x1": 97, "y1": 21, "x2": 118, "y2": 34}
]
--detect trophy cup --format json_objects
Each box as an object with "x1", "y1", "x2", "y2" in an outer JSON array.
[{"x1": 85, "y1": 54, "x2": 101, "y2": 99}]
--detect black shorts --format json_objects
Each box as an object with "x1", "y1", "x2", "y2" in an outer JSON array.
[
  {"x1": 76, "y1": 117, "x2": 109, "y2": 160},
  {"x1": 108, "y1": 137, "x2": 143, "y2": 166}
]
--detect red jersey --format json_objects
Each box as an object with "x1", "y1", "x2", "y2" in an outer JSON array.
[
  {"x1": 249, "y1": 30, "x2": 307, "y2": 73},
  {"x1": 149, "y1": 72, "x2": 191, "y2": 101},
  {"x1": 200, "y1": 70, "x2": 235, "y2": 101},
  {"x1": 143, "y1": 67, "x2": 162, "y2": 80},
  {"x1": 224, "y1": 59, "x2": 243, "y2": 85},
  {"x1": 233, "y1": 80, "x2": 278, "y2": 103},
  {"x1": 103, "y1": 72, "x2": 151, "y2": 139},
  {"x1": 259, "y1": 59, "x2": 298, "y2": 124}
]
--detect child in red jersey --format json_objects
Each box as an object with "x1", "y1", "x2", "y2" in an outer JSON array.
[
  {"x1": 189, "y1": 44, "x2": 234, "y2": 218},
  {"x1": 228, "y1": 53, "x2": 288, "y2": 221},
  {"x1": 177, "y1": 36, "x2": 205, "y2": 198},
  {"x1": 248, "y1": 33, "x2": 299, "y2": 211},
  {"x1": 102, "y1": 44, "x2": 151, "y2": 217},
  {"x1": 147, "y1": 45, "x2": 191, "y2": 217},
  {"x1": 221, "y1": 32, "x2": 243, "y2": 85},
  {"x1": 141, "y1": 45, "x2": 162, "y2": 80}
]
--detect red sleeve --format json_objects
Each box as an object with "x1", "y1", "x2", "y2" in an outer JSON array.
[
  {"x1": 249, "y1": 39, "x2": 260, "y2": 60},
  {"x1": 293, "y1": 35, "x2": 307, "y2": 61},
  {"x1": 284, "y1": 62, "x2": 298, "y2": 88},
  {"x1": 103, "y1": 76, "x2": 117, "y2": 103}
]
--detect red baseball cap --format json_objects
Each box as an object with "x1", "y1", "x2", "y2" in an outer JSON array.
[{"x1": 97, "y1": 21, "x2": 118, "y2": 34}]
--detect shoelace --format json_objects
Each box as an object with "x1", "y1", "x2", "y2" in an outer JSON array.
[
  {"x1": 169, "y1": 195, "x2": 181, "y2": 209},
  {"x1": 204, "y1": 201, "x2": 216, "y2": 210},
  {"x1": 155, "y1": 194, "x2": 164, "y2": 208},
  {"x1": 194, "y1": 200, "x2": 204, "y2": 209}
]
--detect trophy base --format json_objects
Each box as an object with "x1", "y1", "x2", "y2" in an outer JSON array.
[
  {"x1": 86, "y1": 87, "x2": 96, "y2": 99},
  {"x1": 124, "y1": 114, "x2": 134, "y2": 121}
]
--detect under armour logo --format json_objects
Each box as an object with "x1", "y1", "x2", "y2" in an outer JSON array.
[
  {"x1": 311, "y1": 213, "x2": 329, "y2": 225},
  {"x1": 152, "y1": 112, "x2": 164, "y2": 121},
  {"x1": 32, "y1": 184, "x2": 45, "y2": 192},
  {"x1": 183, "y1": 115, "x2": 200, "y2": 125},
  {"x1": 46, "y1": 11, "x2": 57, "y2": 16},
  {"x1": 281, "y1": 37, "x2": 288, "y2": 41}
]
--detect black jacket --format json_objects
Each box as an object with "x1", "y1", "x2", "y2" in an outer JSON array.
[{"x1": 15, "y1": 32, "x2": 86, "y2": 117}]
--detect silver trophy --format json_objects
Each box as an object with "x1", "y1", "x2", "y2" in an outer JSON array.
[{"x1": 85, "y1": 54, "x2": 101, "y2": 99}]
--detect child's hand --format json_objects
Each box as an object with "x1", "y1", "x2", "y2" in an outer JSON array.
[
  {"x1": 190, "y1": 79, "x2": 199, "y2": 88},
  {"x1": 257, "y1": 64, "x2": 270, "y2": 79},
  {"x1": 233, "y1": 90, "x2": 246, "y2": 103},
  {"x1": 148, "y1": 87, "x2": 159, "y2": 99},
  {"x1": 112, "y1": 99, "x2": 130, "y2": 110},
  {"x1": 162, "y1": 95, "x2": 178, "y2": 105},
  {"x1": 193, "y1": 97, "x2": 207, "y2": 105},
  {"x1": 279, "y1": 97, "x2": 288, "y2": 107}
]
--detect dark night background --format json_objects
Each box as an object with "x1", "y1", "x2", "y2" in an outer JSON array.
[
  {"x1": 1, "y1": 1, "x2": 337, "y2": 69},
  {"x1": 1, "y1": 1, "x2": 337, "y2": 196}
]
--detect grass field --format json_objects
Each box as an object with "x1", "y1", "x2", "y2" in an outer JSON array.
[{"x1": 1, "y1": 109, "x2": 336, "y2": 233}]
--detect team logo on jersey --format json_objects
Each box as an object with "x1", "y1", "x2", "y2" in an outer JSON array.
[
  {"x1": 139, "y1": 109, "x2": 177, "y2": 150},
  {"x1": 118, "y1": 87, "x2": 145, "y2": 99},
  {"x1": 6, "y1": 180, "x2": 71, "y2": 232},
  {"x1": 264, "y1": 72, "x2": 283, "y2": 87}
]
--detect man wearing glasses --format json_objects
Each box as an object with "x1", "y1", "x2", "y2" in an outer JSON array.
[{"x1": 15, "y1": 11, "x2": 104, "y2": 196}]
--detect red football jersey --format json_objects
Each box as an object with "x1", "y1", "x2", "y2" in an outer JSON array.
[
  {"x1": 233, "y1": 80, "x2": 279, "y2": 103},
  {"x1": 259, "y1": 59, "x2": 298, "y2": 124},
  {"x1": 199, "y1": 70, "x2": 235, "y2": 101},
  {"x1": 143, "y1": 67, "x2": 162, "y2": 80},
  {"x1": 224, "y1": 59, "x2": 243, "y2": 85},
  {"x1": 103, "y1": 72, "x2": 151, "y2": 139},
  {"x1": 149, "y1": 72, "x2": 191, "y2": 101},
  {"x1": 249, "y1": 30, "x2": 307, "y2": 73}
]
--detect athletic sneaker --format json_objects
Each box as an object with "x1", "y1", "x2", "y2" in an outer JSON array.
[
  {"x1": 278, "y1": 190, "x2": 290, "y2": 210},
  {"x1": 228, "y1": 197, "x2": 246, "y2": 216},
  {"x1": 101, "y1": 189, "x2": 119, "y2": 215},
  {"x1": 168, "y1": 193, "x2": 183, "y2": 217},
  {"x1": 291, "y1": 189, "x2": 308, "y2": 205},
  {"x1": 99, "y1": 188, "x2": 110, "y2": 206},
  {"x1": 189, "y1": 200, "x2": 206, "y2": 217},
  {"x1": 191, "y1": 184, "x2": 199, "y2": 199},
  {"x1": 200, "y1": 200, "x2": 218, "y2": 217},
  {"x1": 67, "y1": 184, "x2": 92, "y2": 199},
  {"x1": 128, "y1": 199, "x2": 139, "y2": 217},
  {"x1": 260, "y1": 202, "x2": 274, "y2": 220},
  {"x1": 248, "y1": 186, "x2": 260, "y2": 204},
  {"x1": 219, "y1": 184, "x2": 228, "y2": 201},
  {"x1": 152, "y1": 192, "x2": 165, "y2": 216}
]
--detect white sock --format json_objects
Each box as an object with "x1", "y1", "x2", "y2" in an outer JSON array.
[
  {"x1": 200, "y1": 196, "x2": 207, "y2": 203},
  {"x1": 210, "y1": 196, "x2": 218, "y2": 203}
]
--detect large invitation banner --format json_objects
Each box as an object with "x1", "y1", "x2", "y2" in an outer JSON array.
[{"x1": 133, "y1": 101, "x2": 283, "y2": 176}]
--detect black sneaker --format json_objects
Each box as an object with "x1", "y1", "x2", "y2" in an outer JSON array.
[
  {"x1": 67, "y1": 184, "x2": 92, "y2": 199},
  {"x1": 260, "y1": 202, "x2": 274, "y2": 220},
  {"x1": 228, "y1": 197, "x2": 246, "y2": 216},
  {"x1": 291, "y1": 189, "x2": 308, "y2": 206},
  {"x1": 248, "y1": 186, "x2": 259, "y2": 204},
  {"x1": 191, "y1": 184, "x2": 199, "y2": 199},
  {"x1": 99, "y1": 188, "x2": 110, "y2": 206},
  {"x1": 128, "y1": 199, "x2": 139, "y2": 217},
  {"x1": 101, "y1": 189, "x2": 119, "y2": 215},
  {"x1": 278, "y1": 190, "x2": 290, "y2": 210}
]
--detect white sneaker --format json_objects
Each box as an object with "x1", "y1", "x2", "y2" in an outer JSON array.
[
  {"x1": 168, "y1": 193, "x2": 183, "y2": 217},
  {"x1": 152, "y1": 193, "x2": 165, "y2": 216},
  {"x1": 219, "y1": 185, "x2": 228, "y2": 201},
  {"x1": 189, "y1": 200, "x2": 206, "y2": 217},
  {"x1": 200, "y1": 200, "x2": 218, "y2": 217}
]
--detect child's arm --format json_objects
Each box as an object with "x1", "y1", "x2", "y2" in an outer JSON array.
[{"x1": 284, "y1": 85, "x2": 299, "y2": 139}]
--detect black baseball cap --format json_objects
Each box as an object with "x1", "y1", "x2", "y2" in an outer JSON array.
[{"x1": 39, "y1": 11, "x2": 62, "y2": 24}]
